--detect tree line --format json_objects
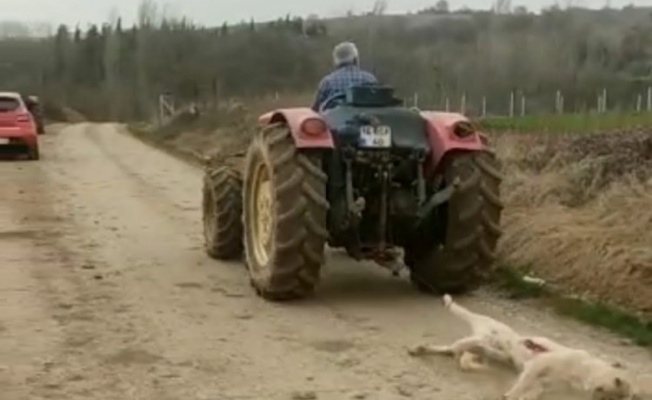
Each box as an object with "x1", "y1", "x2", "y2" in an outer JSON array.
[{"x1": 0, "y1": 1, "x2": 651, "y2": 121}]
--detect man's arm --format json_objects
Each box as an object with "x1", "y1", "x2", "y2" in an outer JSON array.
[{"x1": 311, "y1": 78, "x2": 329, "y2": 112}]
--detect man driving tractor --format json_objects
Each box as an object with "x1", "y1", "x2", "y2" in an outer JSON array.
[{"x1": 311, "y1": 41, "x2": 378, "y2": 112}]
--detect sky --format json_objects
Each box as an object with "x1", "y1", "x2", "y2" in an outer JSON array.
[{"x1": 0, "y1": 0, "x2": 651, "y2": 28}]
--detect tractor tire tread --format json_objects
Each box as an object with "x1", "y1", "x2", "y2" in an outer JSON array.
[
  {"x1": 243, "y1": 125, "x2": 328, "y2": 301},
  {"x1": 202, "y1": 166, "x2": 244, "y2": 259},
  {"x1": 406, "y1": 153, "x2": 489, "y2": 294}
]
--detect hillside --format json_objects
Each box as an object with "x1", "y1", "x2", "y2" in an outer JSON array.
[{"x1": 1, "y1": 3, "x2": 652, "y2": 120}]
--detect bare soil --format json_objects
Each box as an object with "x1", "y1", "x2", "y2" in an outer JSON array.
[{"x1": 1, "y1": 123, "x2": 650, "y2": 399}]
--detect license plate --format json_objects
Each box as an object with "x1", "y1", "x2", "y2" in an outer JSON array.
[
  {"x1": 0, "y1": 138, "x2": 9, "y2": 144},
  {"x1": 359, "y1": 125, "x2": 392, "y2": 148}
]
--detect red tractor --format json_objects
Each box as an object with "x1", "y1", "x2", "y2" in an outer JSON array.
[{"x1": 202, "y1": 85, "x2": 502, "y2": 301}]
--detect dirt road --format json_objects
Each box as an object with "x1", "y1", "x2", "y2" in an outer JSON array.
[{"x1": 1, "y1": 123, "x2": 649, "y2": 400}]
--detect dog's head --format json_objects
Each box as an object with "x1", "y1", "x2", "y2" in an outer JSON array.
[{"x1": 591, "y1": 374, "x2": 635, "y2": 400}]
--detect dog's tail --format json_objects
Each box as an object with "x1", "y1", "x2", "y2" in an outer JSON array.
[{"x1": 442, "y1": 294, "x2": 478, "y2": 327}]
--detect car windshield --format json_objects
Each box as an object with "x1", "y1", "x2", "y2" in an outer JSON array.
[{"x1": 0, "y1": 96, "x2": 20, "y2": 112}]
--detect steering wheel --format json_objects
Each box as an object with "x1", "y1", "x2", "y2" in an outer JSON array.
[{"x1": 319, "y1": 92, "x2": 347, "y2": 113}]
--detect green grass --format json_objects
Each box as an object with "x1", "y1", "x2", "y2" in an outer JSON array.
[
  {"x1": 555, "y1": 298, "x2": 652, "y2": 346},
  {"x1": 495, "y1": 265, "x2": 652, "y2": 346},
  {"x1": 478, "y1": 111, "x2": 652, "y2": 134},
  {"x1": 494, "y1": 266, "x2": 549, "y2": 299}
]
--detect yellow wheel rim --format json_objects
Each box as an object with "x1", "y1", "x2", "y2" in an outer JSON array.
[{"x1": 249, "y1": 162, "x2": 273, "y2": 267}]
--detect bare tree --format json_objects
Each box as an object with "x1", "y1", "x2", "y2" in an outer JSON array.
[
  {"x1": 494, "y1": 0, "x2": 512, "y2": 14},
  {"x1": 371, "y1": 0, "x2": 388, "y2": 15},
  {"x1": 1, "y1": 4, "x2": 650, "y2": 119},
  {"x1": 435, "y1": 0, "x2": 451, "y2": 13}
]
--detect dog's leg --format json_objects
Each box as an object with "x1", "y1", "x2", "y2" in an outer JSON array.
[
  {"x1": 458, "y1": 351, "x2": 487, "y2": 371},
  {"x1": 504, "y1": 386, "x2": 544, "y2": 400},
  {"x1": 447, "y1": 336, "x2": 492, "y2": 371},
  {"x1": 408, "y1": 338, "x2": 487, "y2": 372},
  {"x1": 503, "y1": 356, "x2": 550, "y2": 400},
  {"x1": 408, "y1": 335, "x2": 483, "y2": 356},
  {"x1": 407, "y1": 343, "x2": 454, "y2": 357},
  {"x1": 458, "y1": 343, "x2": 516, "y2": 371}
]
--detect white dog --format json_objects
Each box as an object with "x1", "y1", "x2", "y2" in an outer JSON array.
[
  {"x1": 505, "y1": 341, "x2": 637, "y2": 400},
  {"x1": 407, "y1": 294, "x2": 639, "y2": 400},
  {"x1": 407, "y1": 294, "x2": 550, "y2": 371}
]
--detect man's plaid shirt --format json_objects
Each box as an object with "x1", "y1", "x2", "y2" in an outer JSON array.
[{"x1": 311, "y1": 64, "x2": 378, "y2": 111}]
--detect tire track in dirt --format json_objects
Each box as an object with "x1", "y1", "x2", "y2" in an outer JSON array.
[
  {"x1": 1, "y1": 128, "x2": 181, "y2": 400},
  {"x1": 27, "y1": 124, "x2": 438, "y2": 399},
  {"x1": 0, "y1": 180, "x2": 64, "y2": 400}
]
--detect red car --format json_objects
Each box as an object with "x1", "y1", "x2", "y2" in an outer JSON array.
[{"x1": 0, "y1": 92, "x2": 39, "y2": 160}]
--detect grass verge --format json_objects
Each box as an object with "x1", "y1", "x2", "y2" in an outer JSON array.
[
  {"x1": 479, "y1": 111, "x2": 652, "y2": 133},
  {"x1": 494, "y1": 266, "x2": 652, "y2": 346}
]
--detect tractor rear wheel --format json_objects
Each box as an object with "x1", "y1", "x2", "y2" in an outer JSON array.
[
  {"x1": 476, "y1": 149, "x2": 503, "y2": 269},
  {"x1": 405, "y1": 152, "x2": 487, "y2": 294},
  {"x1": 242, "y1": 124, "x2": 329, "y2": 301},
  {"x1": 202, "y1": 165, "x2": 243, "y2": 259}
]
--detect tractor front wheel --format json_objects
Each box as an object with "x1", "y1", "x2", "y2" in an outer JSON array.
[
  {"x1": 242, "y1": 124, "x2": 329, "y2": 301},
  {"x1": 202, "y1": 165, "x2": 244, "y2": 259}
]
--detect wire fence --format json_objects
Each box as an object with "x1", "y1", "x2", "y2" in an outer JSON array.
[
  {"x1": 406, "y1": 86, "x2": 652, "y2": 118},
  {"x1": 162, "y1": 85, "x2": 652, "y2": 131}
]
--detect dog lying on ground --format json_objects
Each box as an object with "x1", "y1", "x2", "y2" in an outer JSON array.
[
  {"x1": 407, "y1": 294, "x2": 552, "y2": 371},
  {"x1": 505, "y1": 341, "x2": 637, "y2": 400},
  {"x1": 408, "y1": 294, "x2": 640, "y2": 400}
]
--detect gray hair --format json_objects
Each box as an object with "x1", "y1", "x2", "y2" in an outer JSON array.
[{"x1": 333, "y1": 42, "x2": 359, "y2": 66}]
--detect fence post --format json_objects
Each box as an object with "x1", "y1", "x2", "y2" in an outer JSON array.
[
  {"x1": 602, "y1": 88, "x2": 608, "y2": 112},
  {"x1": 509, "y1": 91, "x2": 515, "y2": 117},
  {"x1": 555, "y1": 90, "x2": 561, "y2": 114},
  {"x1": 481, "y1": 96, "x2": 487, "y2": 117},
  {"x1": 557, "y1": 91, "x2": 565, "y2": 114},
  {"x1": 647, "y1": 86, "x2": 651, "y2": 112},
  {"x1": 413, "y1": 92, "x2": 419, "y2": 108},
  {"x1": 636, "y1": 94, "x2": 642, "y2": 112},
  {"x1": 158, "y1": 94, "x2": 175, "y2": 126},
  {"x1": 157, "y1": 94, "x2": 162, "y2": 127},
  {"x1": 460, "y1": 93, "x2": 467, "y2": 114},
  {"x1": 520, "y1": 94, "x2": 526, "y2": 116},
  {"x1": 445, "y1": 97, "x2": 450, "y2": 112}
]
